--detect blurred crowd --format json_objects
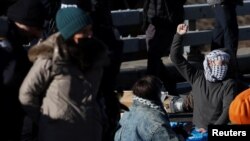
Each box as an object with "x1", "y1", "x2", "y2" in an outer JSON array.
[{"x1": 0, "y1": 0, "x2": 249, "y2": 141}]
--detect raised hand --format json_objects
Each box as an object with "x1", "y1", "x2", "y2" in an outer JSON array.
[{"x1": 177, "y1": 24, "x2": 188, "y2": 35}]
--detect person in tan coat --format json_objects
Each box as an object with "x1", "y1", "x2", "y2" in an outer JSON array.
[{"x1": 19, "y1": 7, "x2": 108, "y2": 141}]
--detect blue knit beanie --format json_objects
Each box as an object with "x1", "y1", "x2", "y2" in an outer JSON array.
[{"x1": 56, "y1": 7, "x2": 92, "y2": 40}]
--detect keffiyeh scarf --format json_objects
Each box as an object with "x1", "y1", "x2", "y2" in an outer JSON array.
[
  {"x1": 133, "y1": 96, "x2": 162, "y2": 110},
  {"x1": 203, "y1": 50, "x2": 230, "y2": 82}
]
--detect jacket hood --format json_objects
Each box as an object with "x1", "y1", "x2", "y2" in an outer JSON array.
[
  {"x1": 28, "y1": 32, "x2": 109, "y2": 69},
  {"x1": 28, "y1": 32, "x2": 65, "y2": 63}
]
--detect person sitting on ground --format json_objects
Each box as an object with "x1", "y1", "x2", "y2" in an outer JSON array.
[
  {"x1": 114, "y1": 75, "x2": 189, "y2": 141},
  {"x1": 229, "y1": 88, "x2": 250, "y2": 124},
  {"x1": 170, "y1": 24, "x2": 238, "y2": 132}
]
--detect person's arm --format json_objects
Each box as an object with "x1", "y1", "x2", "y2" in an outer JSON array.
[
  {"x1": 19, "y1": 58, "x2": 52, "y2": 122},
  {"x1": 215, "y1": 80, "x2": 237, "y2": 124},
  {"x1": 170, "y1": 24, "x2": 200, "y2": 84}
]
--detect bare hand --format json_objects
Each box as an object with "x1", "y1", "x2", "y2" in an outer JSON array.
[
  {"x1": 197, "y1": 128, "x2": 207, "y2": 133},
  {"x1": 177, "y1": 24, "x2": 188, "y2": 35}
]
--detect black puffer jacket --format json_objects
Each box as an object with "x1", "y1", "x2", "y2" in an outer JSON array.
[{"x1": 0, "y1": 17, "x2": 32, "y2": 141}]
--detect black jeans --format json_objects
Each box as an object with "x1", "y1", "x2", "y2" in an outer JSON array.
[
  {"x1": 146, "y1": 23, "x2": 178, "y2": 95},
  {"x1": 211, "y1": 4, "x2": 238, "y2": 56}
]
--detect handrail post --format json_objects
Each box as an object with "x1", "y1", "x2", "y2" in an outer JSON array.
[{"x1": 185, "y1": 19, "x2": 204, "y2": 62}]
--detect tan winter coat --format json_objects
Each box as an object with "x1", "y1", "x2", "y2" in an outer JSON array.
[{"x1": 19, "y1": 33, "x2": 108, "y2": 141}]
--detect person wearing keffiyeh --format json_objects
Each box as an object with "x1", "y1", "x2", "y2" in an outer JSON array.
[
  {"x1": 170, "y1": 24, "x2": 240, "y2": 133},
  {"x1": 114, "y1": 75, "x2": 189, "y2": 141},
  {"x1": 203, "y1": 49, "x2": 230, "y2": 82}
]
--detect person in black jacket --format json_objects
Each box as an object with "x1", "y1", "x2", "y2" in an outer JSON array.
[
  {"x1": 0, "y1": 0, "x2": 17, "y2": 15},
  {"x1": 0, "y1": 0, "x2": 46, "y2": 140},
  {"x1": 143, "y1": 0, "x2": 186, "y2": 96},
  {"x1": 170, "y1": 24, "x2": 238, "y2": 132},
  {"x1": 207, "y1": 0, "x2": 243, "y2": 56}
]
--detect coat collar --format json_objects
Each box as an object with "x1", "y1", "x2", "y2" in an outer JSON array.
[{"x1": 28, "y1": 32, "x2": 67, "y2": 63}]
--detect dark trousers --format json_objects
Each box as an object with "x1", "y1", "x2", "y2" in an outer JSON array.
[
  {"x1": 211, "y1": 4, "x2": 238, "y2": 56},
  {"x1": 95, "y1": 26, "x2": 123, "y2": 141},
  {"x1": 21, "y1": 116, "x2": 38, "y2": 141},
  {"x1": 146, "y1": 24, "x2": 178, "y2": 95},
  {"x1": 212, "y1": 4, "x2": 241, "y2": 78}
]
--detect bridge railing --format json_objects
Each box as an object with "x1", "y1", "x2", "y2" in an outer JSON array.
[
  {"x1": 111, "y1": 1, "x2": 250, "y2": 90},
  {"x1": 111, "y1": 1, "x2": 250, "y2": 61}
]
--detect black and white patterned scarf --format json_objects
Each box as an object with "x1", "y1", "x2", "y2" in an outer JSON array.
[
  {"x1": 203, "y1": 50, "x2": 230, "y2": 82},
  {"x1": 133, "y1": 96, "x2": 162, "y2": 110}
]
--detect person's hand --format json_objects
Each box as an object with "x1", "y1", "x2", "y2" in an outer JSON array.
[
  {"x1": 177, "y1": 24, "x2": 188, "y2": 35},
  {"x1": 197, "y1": 128, "x2": 207, "y2": 133}
]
